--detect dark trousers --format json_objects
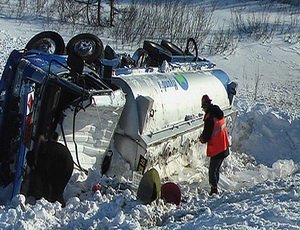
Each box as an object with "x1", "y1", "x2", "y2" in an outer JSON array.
[{"x1": 209, "y1": 148, "x2": 229, "y2": 188}]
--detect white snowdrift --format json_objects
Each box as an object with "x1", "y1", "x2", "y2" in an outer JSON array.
[{"x1": 232, "y1": 102, "x2": 300, "y2": 166}]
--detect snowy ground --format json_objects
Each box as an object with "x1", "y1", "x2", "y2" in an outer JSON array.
[{"x1": 0, "y1": 2, "x2": 300, "y2": 229}]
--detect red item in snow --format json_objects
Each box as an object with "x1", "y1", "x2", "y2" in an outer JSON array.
[
  {"x1": 92, "y1": 183, "x2": 101, "y2": 193},
  {"x1": 161, "y1": 182, "x2": 181, "y2": 206}
]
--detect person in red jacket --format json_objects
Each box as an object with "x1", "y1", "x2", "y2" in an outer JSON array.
[{"x1": 199, "y1": 95, "x2": 230, "y2": 195}]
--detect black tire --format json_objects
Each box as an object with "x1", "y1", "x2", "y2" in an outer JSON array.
[
  {"x1": 185, "y1": 38, "x2": 198, "y2": 61},
  {"x1": 66, "y1": 33, "x2": 104, "y2": 63},
  {"x1": 25, "y1": 31, "x2": 65, "y2": 55},
  {"x1": 143, "y1": 41, "x2": 172, "y2": 66},
  {"x1": 160, "y1": 40, "x2": 184, "y2": 56},
  {"x1": 132, "y1": 48, "x2": 147, "y2": 67}
]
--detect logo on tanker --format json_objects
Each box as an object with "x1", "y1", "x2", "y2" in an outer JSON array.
[{"x1": 173, "y1": 73, "x2": 189, "y2": 90}]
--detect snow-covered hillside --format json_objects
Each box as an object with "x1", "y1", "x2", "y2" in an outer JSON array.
[{"x1": 0, "y1": 1, "x2": 299, "y2": 229}]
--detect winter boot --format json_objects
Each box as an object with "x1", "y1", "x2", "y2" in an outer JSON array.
[{"x1": 209, "y1": 186, "x2": 218, "y2": 196}]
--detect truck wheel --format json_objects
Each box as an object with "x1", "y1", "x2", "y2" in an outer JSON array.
[
  {"x1": 143, "y1": 41, "x2": 172, "y2": 66},
  {"x1": 161, "y1": 40, "x2": 184, "y2": 56},
  {"x1": 66, "y1": 33, "x2": 104, "y2": 64},
  {"x1": 25, "y1": 31, "x2": 65, "y2": 54}
]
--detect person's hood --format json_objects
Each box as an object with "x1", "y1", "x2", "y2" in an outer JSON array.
[{"x1": 208, "y1": 104, "x2": 223, "y2": 119}]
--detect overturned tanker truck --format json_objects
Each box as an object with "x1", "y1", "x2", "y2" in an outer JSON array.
[{"x1": 0, "y1": 31, "x2": 237, "y2": 203}]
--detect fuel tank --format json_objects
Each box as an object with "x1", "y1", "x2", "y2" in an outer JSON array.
[{"x1": 111, "y1": 68, "x2": 237, "y2": 173}]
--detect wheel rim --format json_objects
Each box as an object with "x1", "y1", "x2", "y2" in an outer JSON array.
[
  {"x1": 33, "y1": 38, "x2": 56, "y2": 54},
  {"x1": 73, "y1": 39, "x2": 96, "y2": 57}
]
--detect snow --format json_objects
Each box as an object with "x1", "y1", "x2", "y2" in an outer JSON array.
[{"x1": 0, "y1": 2, "x2": 300, "y2": 229}]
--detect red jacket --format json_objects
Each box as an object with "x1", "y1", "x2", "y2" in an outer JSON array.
[{"x1": 200, "y1": 104, "x2": 229, "y2": 157}]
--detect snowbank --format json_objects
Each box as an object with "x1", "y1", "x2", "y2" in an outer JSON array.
[{"x1": 232, "y1": 102, "x2": 300, "y2": 166}]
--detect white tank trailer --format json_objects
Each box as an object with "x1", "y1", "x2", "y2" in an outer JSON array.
[{"x1": 105, "y1": 67, "x2": 237, "y2": 179}]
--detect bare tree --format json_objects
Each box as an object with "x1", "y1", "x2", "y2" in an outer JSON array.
[{"x1": 108, "y1": 0, "x2": 118, "y2": 27}]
